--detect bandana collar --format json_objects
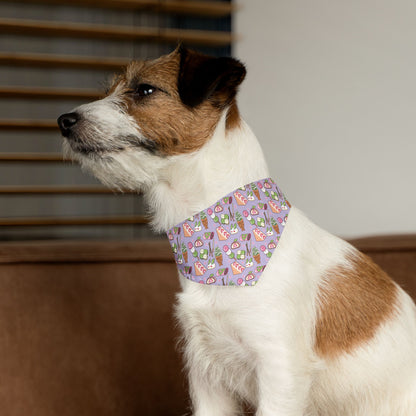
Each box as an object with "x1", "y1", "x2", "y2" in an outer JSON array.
[{"x1": 167, "y1": 178, "x2": 291, "y2": 286}]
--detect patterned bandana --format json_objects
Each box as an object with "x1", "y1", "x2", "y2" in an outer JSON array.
[{"x1": 167, "y1": 178, "x2": 291, "y2": 286}]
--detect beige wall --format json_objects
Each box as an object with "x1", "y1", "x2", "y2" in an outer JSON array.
[{"x1": 235, "y1": 0, "x2": 416, "y2": 238}]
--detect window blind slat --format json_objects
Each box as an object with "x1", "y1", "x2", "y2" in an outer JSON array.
[
  {"x1": 0, "y1": 87, "x2": 101, "y2": 101},
  {"x1": 0, "y1": 153, "x2": 65, "y2": 162},
  {"x1": 0, "y1": 215, "x2": 149, "y2": 226},
  {"x1": 0, "y1": 52, "x2": 128, "y2": 70},
  {"x1": 0, "y1": 186, "x2": 138, "y2": 195},
  {"x1": 0, "y1": 18, "x2": 234, "y2": 47},
  {"x1": 7, "y1": 0, "x2": 234, "y2": 17},
  {"x1": 0, "y1": 120, "x2": 58, "y2": 130}
]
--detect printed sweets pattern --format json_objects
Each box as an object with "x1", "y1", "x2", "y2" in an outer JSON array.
[{"x1": 167, "y1": 178, "x2": 291, "y2": 286}]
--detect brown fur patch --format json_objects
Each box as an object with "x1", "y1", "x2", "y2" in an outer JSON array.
[
  {"x1": 225, "y1": 98, "x2": 241, "y2": 131},
  {"x1": 315, "y1": 251, "x2": 398, "y2": 358},
  {"x1": 108, "y1": 50, "x2": 241, "y2": 156}
]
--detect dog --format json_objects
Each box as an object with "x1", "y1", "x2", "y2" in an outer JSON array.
[{"x1": 58, "y1": 46, "x2": 416, "y2": 415}]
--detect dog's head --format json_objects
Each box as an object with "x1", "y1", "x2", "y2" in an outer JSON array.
[{"x1": 57, "y1": 47, "x2": 246, "y2": 191}]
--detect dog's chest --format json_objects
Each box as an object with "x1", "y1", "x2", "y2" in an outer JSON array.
[{"x1": 176, "y1": 289, "x2": 258, "y2": 395}]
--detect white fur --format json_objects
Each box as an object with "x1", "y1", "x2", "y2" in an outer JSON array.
[{"x1": 63, "y1": 94, "x2": 416, "y2": 415}]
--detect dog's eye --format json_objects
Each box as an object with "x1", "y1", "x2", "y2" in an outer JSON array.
[{"x1": 134, "y1": 84, "x2": 156, "y2": 98}]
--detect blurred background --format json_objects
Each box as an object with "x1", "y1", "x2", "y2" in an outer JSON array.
[
  {"x1": 0, "y1": 0, "x2": 415, "y2": 241},
  {"x1": 236, "y1": 0, "x2": 416, "y2": 238},
  {"x1": 0, "y1": 0, "x2": 232, "y2": 241}
]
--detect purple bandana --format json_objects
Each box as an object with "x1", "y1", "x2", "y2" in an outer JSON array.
[{"x1": 167, "y1": 178, "x2": 291, "y2": 286}]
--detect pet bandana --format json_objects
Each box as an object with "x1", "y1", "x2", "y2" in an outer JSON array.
[{"x1": 167, "y1": 178, "x2": 291, "y2": 286}]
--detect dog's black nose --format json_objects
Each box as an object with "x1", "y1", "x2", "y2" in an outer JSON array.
[{"x1": 57, "y1": 112, "x2": 79, "y2": 137}]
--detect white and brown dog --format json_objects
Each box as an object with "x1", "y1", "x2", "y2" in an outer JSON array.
[{"x1": 58, "y1": 47, "x2": 416, "y2": 415}]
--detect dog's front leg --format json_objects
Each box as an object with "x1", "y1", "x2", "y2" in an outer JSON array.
[
  {"x1": 188, "y1": 368, "x2": 240, "y2": 416},
  {"x1": 254, "y1": 345, "x2": 312, "y2": 416}
]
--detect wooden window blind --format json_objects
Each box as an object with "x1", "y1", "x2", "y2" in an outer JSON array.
[{"x1": 0, "y1": 0, "x2": 234, "y2": 240}]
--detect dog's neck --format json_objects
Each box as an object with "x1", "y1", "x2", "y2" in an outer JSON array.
[{"x1": 146, "y1": 113, "x2": 270, "y2": 232}]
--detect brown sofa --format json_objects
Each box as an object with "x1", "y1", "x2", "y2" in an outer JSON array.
[{"x1": 0, "y1": 236, "x2": 414, "y2": 416}]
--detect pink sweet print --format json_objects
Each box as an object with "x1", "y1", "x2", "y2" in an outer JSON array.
[
  {"x1": 207, "y1": 208, "x2": 219, "y2": 223},
  {"x1": 188, "y1": 242, "x2": 198, "y2": 258},
  {"x1": 269, "y1": 200, "x2": 281, "y2": 214},
  {"x1": 234, "y1": 191, "x2": 248, "y2": 206},
  {"x1": 277, "y1": 215, "x2": 288, "y2": 226},
  {"x1": 268, "y1": 240, "x2": 277, "y2": 250},
  {"x1": 194, "y1": 261, "x2": 207, "y2": 276},
  {"x1": 216, "y1": 226, "x2": 230, "y2": 241},
  {"x1": 214, "y1": 204, "x2": 223, "y2": 213},
  {"x1": 223, "y1": 245, "x2": 235, "y2": 259},
  {"x1": 243, "y1": 210, "x2": 255, "y2": 225},
  {"x1": 253, "y1": 228, "x2": 266, "y2": 241},
  {"x1": 245, "y1": 272, "x2": 255, "y2": 281},
  {"x1": 231, "y1": 261, "x2": 245, "y2": 275},
  {"x1": 206, "y1": 276, "x2": 216, "y2": 285},
  {"x1": 183, "y1": 222, "x2": 194, "y2": 237},
  {"x1": 167, "y1": 178, "x2": 290, "y2": 286},
  {"x1": 231, "y1": 239, "x2": 240, "y2": 249},
  {"x1": 260, "y1": 245, "x2": 272, "y2": 258}
]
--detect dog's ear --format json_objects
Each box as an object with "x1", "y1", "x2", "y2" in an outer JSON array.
[{"x1": 177, "y1": 46, "x2": 246, "y2": 108}]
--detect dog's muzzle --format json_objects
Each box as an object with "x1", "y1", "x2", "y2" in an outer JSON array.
[{"x1": 57, "y1": 112, "x2": 80, "y2": 137}]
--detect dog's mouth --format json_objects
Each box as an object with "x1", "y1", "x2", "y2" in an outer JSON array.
[
  {"x1": 65, "y1": 134, "x2": 124, "y2": 156},
  {"x1": 119, "y1": 134, "x2": 159, "y2": 154},
  {"x1": 62, "y1": 130, "x2": 159, "y2": 161}
]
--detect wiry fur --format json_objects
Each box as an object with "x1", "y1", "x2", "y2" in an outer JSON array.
[{"x1": 58, "y1": 48, "x2": 416, "y2": 415}]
